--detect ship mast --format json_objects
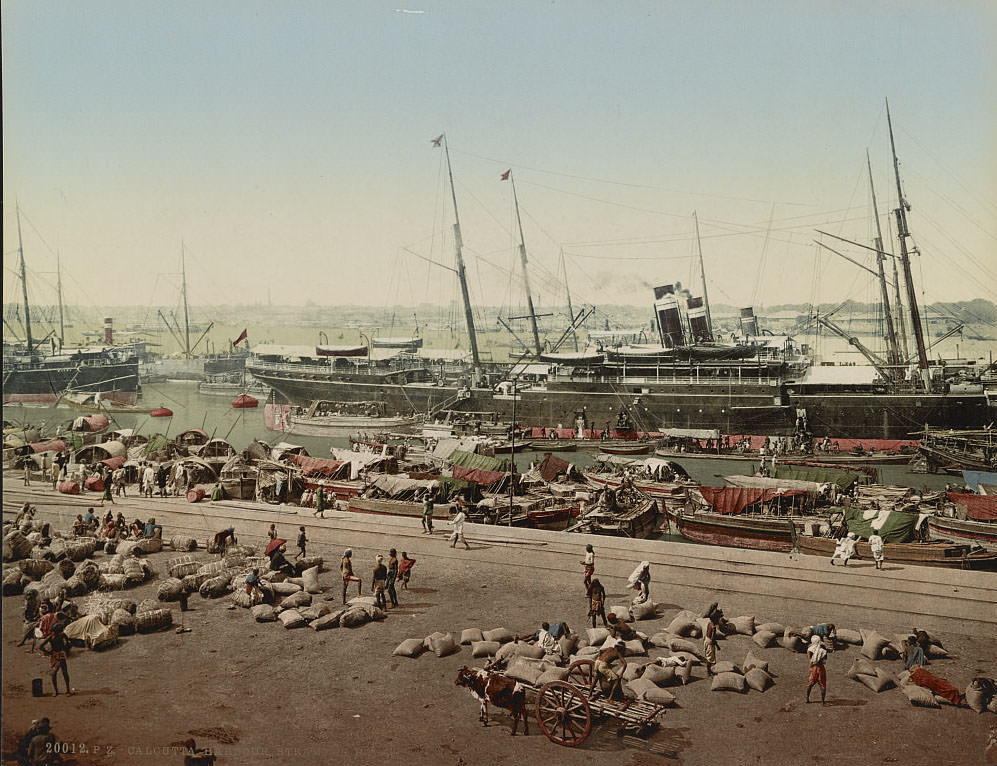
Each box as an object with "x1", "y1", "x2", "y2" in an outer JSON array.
[
  {"x1": 181, "y1": 243, "x2": 192, "y2": 359},
  {"x1": 508, "y1": 170, "x2": 542, "y2": 357},
  {"x1": 866, "y1": 151, "x2": 900, "y2": 378},
  {"x1": 56, "y1": 252, "x2": 65, "y2": 350},
  {"x1": 439, "y1": 134, "x2": 481, "y2": 371},
  {"x1": 692, "y1": 211, "x2": 714, "y2": 340},
  {"x1": 15, "y1": 205, "x2": 34, "y2": 354},
  {"x1": 559, "y1": 249, "x2": 579, "y2": 352},
  {"x1": 886, "y1": 100, "x2": 931, "y2": 392}
]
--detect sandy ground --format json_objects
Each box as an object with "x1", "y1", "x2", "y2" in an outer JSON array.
[{"x1": 3, "y1": 490, "x2": 997, "y2": 766}]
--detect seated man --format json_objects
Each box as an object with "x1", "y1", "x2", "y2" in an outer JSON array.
[
  {"x1": 606, "y1": 613, "x2": 637, "y2": 642},
  {"x1": 591, "y1": 641, "x2": 628, "y2": 700},
  {"x1": 789, "y1": 623, "x2": 837, "y2": 650},
  {"x1": 143, "y1": 518, "x2": 164, "y2": 539},
  {"x1": 535, "y1": 622, "x2": 572, "y2": 664}
]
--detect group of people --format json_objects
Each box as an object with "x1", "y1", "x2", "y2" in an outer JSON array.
[
  {"x1": 420, "y1": 497, "x2": 471, "y2": 550},
  {"x1": 341, "y1": 547, "x2": 416, "y2": 607},
  {"x1": 16, "y1": 590, "x2": 77, "y2": 698},
  {"x1": 830, "y1": 529, "x2": 886, "y2": 569}
]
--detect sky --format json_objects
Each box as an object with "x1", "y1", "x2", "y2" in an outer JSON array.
[{"x1": 3, "y1": 1, "x2": 995, "y2": 318}]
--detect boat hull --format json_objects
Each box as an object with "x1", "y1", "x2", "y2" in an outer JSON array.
[
  {"x1": 927, "y1": 516, "x2": 997, "y2": 545},
  {"x1": 663, "y1": 507, "x2": 803, "y2": 552},
  {"x1": 3, "y1": 360, "x2": 140, "y2": 405},
  {"x1": 347, "y1": 498, "x2": 451, "y2": 520},
  {"x1": 263, "y1": 402, "x2": 420, "y2": 437},
  {"x1": 797, "y1": 535, "x2": 997, "y2": 570}
]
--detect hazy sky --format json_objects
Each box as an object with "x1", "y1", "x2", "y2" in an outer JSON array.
[{"x1": 3, "y1": 1, "x2": 995, "y2": 317}]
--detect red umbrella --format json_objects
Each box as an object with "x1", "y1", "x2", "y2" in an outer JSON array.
[
  {"x1": 232, "y1": 394, "x2": 259, "y2": 409},
  {"x1": 265, "y1": 538, "x2": 287, "y2": 557},
  {"x1": 150, "y1": 407, "x2": 173, "y2": 418}
]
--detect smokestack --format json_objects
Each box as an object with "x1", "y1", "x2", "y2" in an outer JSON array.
[
  {"x1": 104, "y1": 317, "x2": 113, "y2": 345},
  {"x1": 687, "y1": 297, "x2": 713, "y2": 343},
  {"x1": 739, "y1": 307, "x2": 758, "y2": 338},
  {"x1": 653, "y1": 285, "x2": 685, "y2": 347}
]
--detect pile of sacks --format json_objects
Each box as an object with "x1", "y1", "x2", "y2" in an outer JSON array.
[
  {"x1": 97, "y1": 553, "x2": 154, "y2": 591},
  {"x1": 247, "y1": 593, "x2": 385, "y2": 630}
]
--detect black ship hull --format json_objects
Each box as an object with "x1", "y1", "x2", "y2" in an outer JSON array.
[
  {"x1": 2, "y1": 360, "x2": 140, "y2": 405},
  {"x1": 247, "y1": 363, "x2": 992, "y2": 439}
]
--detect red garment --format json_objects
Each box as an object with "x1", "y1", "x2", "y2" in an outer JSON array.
[
  {"x1": 808, "y1": 664, "x2": 826, "y2": 689},
  {"x1": 398, "y1": 557, "x2": 415, "y2": 575},
  {"x1": 39, "y1": 613, "x2": 57, "y2": 638},
  {"x1": 909, "y1": 667, "x2": 961, "y2": 706}
]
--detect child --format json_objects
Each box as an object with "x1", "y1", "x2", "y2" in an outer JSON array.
[
  {"x1": 295, "y1": 526, "x2": 308, "y2": 560},
  {"x1": 398, "y1": 552, "x2": 416, "y2": 590},
  {"x1": 267, "y1": 523, "x2": 277, "y2": 541}
]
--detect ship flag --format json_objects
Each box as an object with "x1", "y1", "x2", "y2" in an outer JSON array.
[
  {"x1": 431, "y1": 134, "x2": 443, "y2": 147},
  {"x1": 233, "y1": 329, "x2": 248, "y2": 347},
  {"x1": 500, "y1": 169, "x2": 511, "y2": 180}
]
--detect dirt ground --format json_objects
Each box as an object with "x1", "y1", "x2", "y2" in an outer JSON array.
[{"x1": 3, "y1": 507, "x2": 997, "y2": 765}]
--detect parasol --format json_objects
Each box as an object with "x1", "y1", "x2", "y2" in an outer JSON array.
[{"x1": 265, "y1": 538, "x2": 287, "y2": 557}]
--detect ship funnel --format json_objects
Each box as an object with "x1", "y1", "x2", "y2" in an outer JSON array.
[
  {"x1": 104, "y1": 317, "x2": 113, "y2": 345},
  {"x1": 653, "y1": 285, "x2": 685, "y2": 347},
  {"x1": 739, "y1": 307, "x2": 758, "y2": 338},
  {"x1": 687, "y1": 297, "x2": 713, "y2": 343}
]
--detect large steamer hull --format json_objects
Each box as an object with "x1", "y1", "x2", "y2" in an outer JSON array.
[
  {"x1": 3, "y1": 362, "x2": 140, "y2": 405},
  {"x1": 248, "y1": 366, "x2": 992, "y2": 439}
]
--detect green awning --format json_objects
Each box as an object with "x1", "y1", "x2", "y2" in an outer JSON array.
[
  {"x1": 435, "y1": 476, "x2": 482, "y2": 502},
  {"x1": 771, "y1": 464, "x2": 861, "y2": 489},
  {"x1": 448, "y1": 449, "x2": 510, "y2": 473},
  {"x1": 844, "y1": 506, "x2": 917, "y2": 543},
  {"x1": 142, "y1": 433, "x2": 170, "y2": 456}
]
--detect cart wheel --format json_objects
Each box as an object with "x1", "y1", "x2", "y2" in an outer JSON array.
[
  {"x1": 536, "y1": 680, "x2": 592, "y2": 747},
  {"x1": 566, "y1": 659, "x2": 595, "y2": 689}
]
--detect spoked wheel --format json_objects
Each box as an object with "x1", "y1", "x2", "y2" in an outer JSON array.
[
  {"x1": 536, "y1": 680, "x2": 592, "y2": 747},
  {"x1": 566, "y1": 659, "x2": 595, "y2": 689}
]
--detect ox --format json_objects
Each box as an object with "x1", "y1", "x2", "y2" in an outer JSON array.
[{"x1": 455, "y1": 666, "x2": 529, "y2": 735}]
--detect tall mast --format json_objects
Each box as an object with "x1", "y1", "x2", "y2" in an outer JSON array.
[
  {"x1": 559, "y1": 249, "x2": 579, "y2": 352},
  {"x1": 508, "y1": 171, "x2": 542, "y2": 357},
  {"x1": 886, "y1": 99, "x2": 930, "y2": 391},
  {"x1": 16, "y1": 205, "x2": 33, "y2": 354},
  {"x1": 866, "y1": 151, "x2": 900, "y2": 377},
  {"x1": 56, "y1": 252, "x2": 65, "y2": 349},
  {"x1": 181, "y1": 243, "x2": 191, "y2": 358},
  {"x1": 692, "y1": 211, "x2": 714, "y2": 339},
  {"x1": 891, "y1": 244, "x2": 910, "y2": 361},
  {"x1": 439, "y1": 134, "x2": 481, "y2": 370}
]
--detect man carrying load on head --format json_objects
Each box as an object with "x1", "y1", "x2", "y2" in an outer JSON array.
[{"x1": 806, "y1": 635, "x2": 828, "y2": 705}]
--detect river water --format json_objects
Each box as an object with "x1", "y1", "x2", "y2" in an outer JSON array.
[{"x1": 4, "y1": 382, "x2": 956, "y2": 494}]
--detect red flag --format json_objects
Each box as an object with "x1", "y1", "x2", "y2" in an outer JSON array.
[
  {"x1": 500, "y1": 169, "x2": 511, "y2": 181},
  {"x1": 431, "y1": 134, "x2": 443, "y2": 147},
  {"x1": 233, "y1": 329, "x2": 248, "y2": 347}
]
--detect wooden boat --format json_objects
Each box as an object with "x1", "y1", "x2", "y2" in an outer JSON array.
[
  {"x1": 927, "y1": 515, "x2": 997, "y2": 546},
  {"x1": 662, "y1": 506, "x2": 827, "y2": 552},
  {"x1": 480, "y1": 495, "x2": 581, "y2": 531},
  {"x1": 583, "y1": 472, "x2": 692, "y2": 512},
  {"x1": 917, "y1": 429, "x2": 996, "y2": 473},
  {"x1": 796, "y1": 534, "x2": 997, "y2": 570},
  {"x1": 58, "y1": 392, "x2": 157, "y2": 414},
  {"x1": 528, "y1": 440, "x2": 577, "y2": 452},
  {"x1": 264, "y1": 401, "x2": 422, "y2": 437},
  {"x1": 347, "y1": 497, "x2": 452, "y2": 520},
  {"x1": 491, "y1": 441, "x2": 532, "y2": 454},
  {"x1": 652, "y1": 447, "x2": 912, "y2": 465},
  {"x1": 599, "y1": 442, "x2": 652, "y2": 456},
  {"x1": 566, "y1": 495, "x2": 659, "y2": 539}
]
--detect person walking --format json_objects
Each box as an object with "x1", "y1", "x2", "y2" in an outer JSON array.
[
  {"x1": 448, "y1": 505, "x2": 470, "y2": 550},
  {"x1": 628, "y1": 561, "x2": 651, "y2": 604},
  {"x1": 421, "y1": 497, "x2": 434, "y2": 534},
  {"x1": 50, "y1": 459, "x2": 61, "y2": 491},
  {"x1": 314, "y1": 485, "x2": 325, "y2": 518},
  {"x1": 372, "y1": 554, "x2": 388, "y2": 609},
  {"x1": 340, "y1": 549, "x2": 362, "y2": 604},
  {"x1": 703, "y1": 611, "x2": 719, "y2": 675},
  {"x1": 142, "y1": 463, "x2": 155, "y2": 498},
  {"x1": 580, "y1": 544, "x2": 595, "y2": 594},
  {"x1": 295, "y1": 526, "x2": 308, "y2": 560},
  {"x1": 23, "y1": 460, "x2": 32, "y2": 486},
  {"x1": 385, "y1": 548, "x2": 399, "y2": 608},
  {"x1": 398, "y1": 552, "x2": 416, "y2": 590},
  {"x1": 830, "y1": 532, "x2": 857, "y2": 566},
  {"x1": 806, "y1": 635, "x2": 828, "y2": 704},
  {"x1": 587, "y1": 578, "x2": 608, "y2": 628},
  {"x1": 868, "y1": 530, "x2": 885, "y2": 570},
  {"x1": 100, "y1": 474, "x2": 115, "y2": 506},
  {"x1": 39, "y1": 623, "x2": 73, "y2": 696}
]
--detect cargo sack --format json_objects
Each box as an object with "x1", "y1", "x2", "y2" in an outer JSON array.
[
  {"x1": 778, "y1": 635, "x2": 804, "y2": 653},
  {"x1": 631, "y1": 601, "x2": 657, "y2": 620},
  {"x1": 752, "y1": 630, "x2": 777, "y2": 649},
  {"x1": 559, "y1": 634, "x2": 578, "y2": 658},
  {"x1": 642, "y1": 665, "x2": 676, "y2": 687},
  {"x1": 857, "y1": 668, "x2": 896, "y2": 693},
  {"x1": 846, "y1": 657, "x2": 877, "y2": 680},
  {"x1": 18, "y1": 558, "x2": 55, "y2": 578},
  {"x1": 860, "y1": 629, "x2": 891, "y2": 660},
  {"x1": 339, "y1": 607, "x2": 369, "y2": 628},
  {"x1": 56, "y1": 559, "x2": 76, "y2": 580},
  {"x1": 135, "y1": 608, "x2": 173, "y2": 633},
  {"x1": 624, "y1": 639, "x2": 646, "y2": 657},
  {"x1": 649, "y1": 632, "x2": 671, "y2": 648},
  {"x1": 666, "y1": 612, "x2": 699, "y2": 637},
  {"x1": 197, "y1": 560, "x2": 227, "y2": 577},
  {"x1": 122, "y1": 558, "x2": 145, "y2": 584},
  {"x1": 745, "y1": 667, "x2": 773, "y2": 692},
  {"x1": 425, "y1": 632, "x2": 456, "y2": 657},
  {"x1": 134, "y1": 537, "x2": 162, "y2": 554},
  {"x1": 495, "y1": 641, "x2": 520, "y2": 662},
  {"x1": 926, "y1": 645, "x2": 949, "y2": 659},
  {"x1": 964, "y1": 679, "x2": 994, "y2": 714},
  {"x1": 667, "y1": 637, "x2": 705, "y2": 661},
  {"x1": 230, "y1": 590, "x2": 253, "y2": 608},
  {"x1": 170, "y1": 536, "x2": 198, "y2": 552},
  {"x1": 98, "y1": 574, "x2": 128, "y2": 591},
  {"x1": 901, "y1": 683, "x2": 940, "y2": 708},
  {"x1": 199, "y1": 575, "x2": 231, "y2": 598},
  {"x1": 572, "y1": 646, "x2": 600, "y2": 661},
  {"x1": 111, "y1": 609, "x2": 135, "y2": 635},
  {"x1": 251, "y1": 604, "x2": 277, "y2": 622},
  {"x1": 116, "y1": 541, "x2": 142, "y2": 557},
  {"x1": 278, "y1": 609, "x2": 306, "y2": 629},
  {"x1": 471, "y1": 641, "x2": 501, "y2": 659},
  {"x1": 755, "y1": 622, "x2": 785, "y2": 635},
  {"x1": 181, "y1": 572, "x2": 211, "y2": 591},
  {"x1": 136, "y1": 598, "x2": 160, "y2": 614},
  {"x1": 310, "y1": 611, "x2": 343, "y2": 631},
  {"x1": 393, "y1": 638, "x2": 425, "y2": 658},
  {"x1": 835, "y1": 628, "x2": 862, "y2": 645},
  {"x1": 482, "y1": 627, "x2": 514, "y2": 644},
  {"x1": 627, "y1": 677, "x2": 676, "y2": 705},
  {"x1": 538, "y1": 667, "x2": 570, "y2": 685},
  {"x1": 271, "y1": 581, "x2": 301, "y2": 596},
  {"x1": 4, "y1": 531, "x2": 35, "y2": 561},
  {"x1": 506, "y1": 657, "x2": 544, "y2": 686},
  {"x1": 2, "y1": 568, "x2": 25, "y2": 595},
  {"x1": 66, "y1": 538, "x2": 98, "y2": 561},
  {"x1": 352, "y1": 602, "x2": 386, "y2": 621},
  {"x1": 585, "y1": 627, "x2": 610, "y2": 645},
  {"x1": 623, "y1": 660, "x2": 653, "y2": 682},
  {"x1": 742, "y1": 652, "x2": 768, "y2": 674},
  {"x1": 711, "y1": 671, "x2": 746, "y2": 692},
  {"x1": 301, "y1": 566, "x2": 321, "y2": 594},
  {"x1": 281, "y1": 591, "x2": 312, "y2": 609},
  {"x1": 168, "y1": 556, "x2": 200, "y2": 579},
  {"x1": 76, "y1": 561, "x2": 101, "y2": 590},
  {"x1": 298, "y1": 604, "x2": 330, "y2": 621},
  {"x1": 730, "y1": 615, "x2": 755, "y2": 635},
  {"x1": 676, "y1": 658, "x2": 693, "y2": 685},
  {"x1": 713, "y1": 661, "x2": 739, "y2": 675},
  {"x1": 296, "y1": 556, "x2": 324, "y2": 573},
  {"x1": 460, "y1": 628, "x2": 484, "y2": 645},
  {"x1": 157, "y1": 578, "x2": 184, "y2": 602}
]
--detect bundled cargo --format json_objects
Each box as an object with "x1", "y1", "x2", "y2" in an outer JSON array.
[
  {"x1": 18, "y1": 558, "x2": 54, "y2": 579},
  {"x1": 199, "y1": 575, "x2": 231, "y2": 599},
  {"x1": 197, "y1": 560, "x2": 226, "y2": 577},
  {"x1": 135, "y1": 608, "x2": 173, "y2": 633},
  {"x1": 4, "y1": 530, "x2": 34, "y2": 561},
  {"x1": 136, "y1": 598, "x2": 161, "y2": 614},
  {"x1": 167, "y1": 556, "x2": 200, "y2": 579},
  {"x1": 169, "y1": 536, "x2": 198, "y2": 552},
  {"x1": 157, "y1": 578, "x2": 184, "y2": 602},
  {"x1": 66, "y1": 537, "x2": 98, "y2": 561},
  {"x1": 47, "y1": 538, "x2": 68, "y2": 562},
  {"x1": 181, "y1": 572, "x2": 212, "y2": 592},
  {"x1": 3, "y1": 567, "x2": 26, "y2": 595},
  {"x1": 134, "y1": 537, "x2": 162, "y2": 554},
  {"x1": 98, "y1": 574, "x2": 128, "y2": 591},
  {"x1": 122, "y1": 558, "x2": 146, "y2": 584},
  {"x1": 111, "y1": 608, "x2": 135, "y2": 636}
]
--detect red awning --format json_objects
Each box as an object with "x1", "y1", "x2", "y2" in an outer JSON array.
[
  {"x1": 947, "y1": 492, "x2": 997, "y2": 521},
  {"x1": 100, "y1": 455, "x2": 127, "y2": 470},
  {"x1": 536, "y1": 453, "x2": 570, "y2": 482},
  {"x1": 30, "y1": 440, "x2": 67, "y2": 453},
  {"x1": 698, "y1": 486, "x2": 807, "y2": 515},
  {"x1": 289, "y1": 454, "x2": 346, "y2": 477},
  {"x1": 453, "y1": 465, "x2": 504, "y2": 485},
  {"x1": 83, "y1": 414, "x2": 110, "y2": 432}
]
